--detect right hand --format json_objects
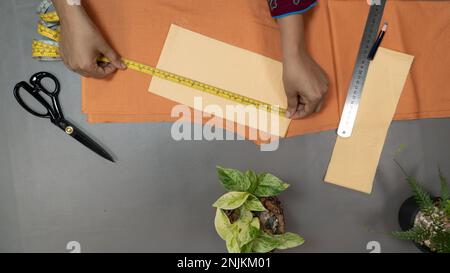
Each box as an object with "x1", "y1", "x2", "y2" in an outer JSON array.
[{"x1": 58, "y1": 6, "x2": 126, "y2": 78}]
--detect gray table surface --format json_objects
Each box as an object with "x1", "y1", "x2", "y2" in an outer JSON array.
[{"x1": 1, "y1": 0, "x2": 449, "y2": 253}]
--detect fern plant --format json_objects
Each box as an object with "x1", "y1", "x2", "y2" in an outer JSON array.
[{"x1": 393, "y1": 163, "x2": 450, "y2": 253}]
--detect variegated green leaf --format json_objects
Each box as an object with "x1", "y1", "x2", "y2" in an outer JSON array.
[
  {"x1": 213, "y1": 192, "x2": 250, "y2": 210},
  {"x1": 214, "y1": 209, "x2": 231, "y2": 241}
]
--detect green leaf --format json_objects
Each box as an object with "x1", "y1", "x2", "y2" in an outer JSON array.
[
  {"x1": 214, "y1": 209, "x2": 231, "y2": 241},
  {"x1": 242, "y1": 217, "x2": 261, "y2": 242},
  {"x1": 444, "y1": 200, "x2": 450, "y2": 218},
  {"x1": 254, "y1": 173, "x2": 290, "y2": 197},
  {"x1": 213, "y1": 192, "x2": 250, "y2": 210},
  {"x1": 217, "y1": 166, "x2": 250, "y2": 192},
  {"x1": 224, "y1": 224, "x2": 241, "y2": 253},
  {"x1": 407, "y1": 176, "x2": 434, "y2": 216},
  {"x1": 246, "y1": 170, "x2": 259, "y2": 193},
  {"x1": 234, "y1": 208, "x2": 260, "y2": 248},
  {"x1": 252, "y1": 232, "x2": 279, "y2": 253},
  {"x1": 274, "y1": 233, "x2": 305, "y2": 250},
  {"x1": 243, "y1": 195, "x2": 267, "y2": 212},
  {"x1": 395, "y1": 144, "x2": 406, "y2": 157},
  {"x1": 241, "y1": 242, "x2": 254, "y2": 253},
  {"x1": 237, "y1": 219, "x2": 260, "y2": 248},
  {"x1": 252, "y1": 231, "x2": 305, "y2": 253},
  {"x1": 250, "y1": 216, "x2": 260, "y2": 230},
  {"x1": 237, "y1": 224, "x2": 253, "y2": 247},
  {"x1": 393, "y1": 227, "x2": 430, "y2": 244},
  {"x1": 238, "y1": 207, "x2": 254, "y2": 224},
  {"x1": 226, "y1": 234, "x2": 241, "y2": 253},
  {"x1": 439, "y1": 167, "x2": 449, "y2": 205},
  {"x1": 431, "y1": 230, "x2": 450, "y2": 253}
]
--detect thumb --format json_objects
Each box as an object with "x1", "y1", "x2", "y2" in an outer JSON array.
[
  {"x1": 285, "y1": 92, "x2": 299, "y2": 118},
  {"x1": 100, "y1": 44, "x2": 126, "y2": 70}
]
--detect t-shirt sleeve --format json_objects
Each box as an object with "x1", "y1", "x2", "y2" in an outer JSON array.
[{"x1": 267, "y1": 0, "x2": 318, "y2": 19}]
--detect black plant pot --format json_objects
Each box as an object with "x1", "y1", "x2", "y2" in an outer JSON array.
[{"x1": 398, "y1": 196, "x2": 438, "y2": 253}]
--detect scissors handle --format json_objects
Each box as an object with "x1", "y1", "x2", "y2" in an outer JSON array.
[
  {"x1": 30, "y1": 72, "x2": 60, "y2": 96},
  {"x1": 13, "y1": 72, "x2": 62, "y2": 121}
]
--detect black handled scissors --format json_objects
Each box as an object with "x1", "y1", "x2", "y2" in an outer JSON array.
[{"x1": 14, "y1": 72, "x2": 115, "y2": 162}]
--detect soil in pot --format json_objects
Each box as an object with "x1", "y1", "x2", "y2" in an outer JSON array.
[{"x1": 224, "y1": 196, "x2": 285, "y2": 235}]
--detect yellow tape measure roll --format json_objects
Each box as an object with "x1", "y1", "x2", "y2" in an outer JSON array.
[
  {"x1": 39, "y1": 11, "x2": 59, "y2": 23},
  {"x1": 35, "y1": 14, "x2": 287, "y2": 116},
  {"x1": 33, "y1": 40, "x2": 58, "y2": 50},
  {"x1": 37, "y1": 23, "x2": 60, "y2": 41}
]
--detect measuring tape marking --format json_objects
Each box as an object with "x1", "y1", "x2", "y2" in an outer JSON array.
[
  {"x1": 37, "y1": 23, "x2": 60, "y2": 42},
  {"x1": 40, "y1": 11, "x2": 60, "y2": 23},
  {"x1": 33, "y1": 39, "x2": 59, "y2": 50},
  {"x1": 34, "y1": 14, "x2": 287, "y2": 115},
  {"x1": 35, "y1": 11, "x2": 286, "y2": 116},
  {"x1": 33, "y1": 46, "x2": 286, "y2": 116}
]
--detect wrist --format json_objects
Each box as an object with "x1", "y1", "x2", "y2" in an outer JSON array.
[
  {"x1": 282, "y1": 44, "x2": 308, "y2": 64},
  {"x1": 277, "y1": 14, "x2": 308, "y2": 63},
  {"x1": 53, "y1": 0, "x2": 85, "y2": 24}
]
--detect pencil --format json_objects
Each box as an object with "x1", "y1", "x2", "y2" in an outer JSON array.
[{"x1": 368, "y1": 22, "x2": 388, "y2": 60}]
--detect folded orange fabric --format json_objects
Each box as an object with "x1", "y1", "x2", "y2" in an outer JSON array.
[{"x1": 82, "y1": 0, "x2": 450, "y2": 138}]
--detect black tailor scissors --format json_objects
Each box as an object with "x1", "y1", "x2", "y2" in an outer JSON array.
[{"x1": 14, "y1": 72, "x2": 115, "y2": 162}]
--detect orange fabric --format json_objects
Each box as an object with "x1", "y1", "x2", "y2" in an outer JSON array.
[{"x1": 82, "y1": 0, "x2": 450, "y2": 138}]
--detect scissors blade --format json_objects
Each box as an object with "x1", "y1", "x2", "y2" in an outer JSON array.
[{"x1": 58, "y1": 121, "x2": 115, "y2": 163}]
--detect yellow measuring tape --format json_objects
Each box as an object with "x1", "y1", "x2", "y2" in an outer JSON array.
[
  {"x1": 37, "y1": 23, "x2": 60, "y2": 41},
  {"x1": 35, "y1": 13, "x2": 287, "y2": 116},
  {"x1": 39, "y1": 11, "x2": 59, "y2": 23}
]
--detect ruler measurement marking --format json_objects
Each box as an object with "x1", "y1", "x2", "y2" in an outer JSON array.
[{"x1": 337, "y1": 1, "x2": 386, "y2": 138}]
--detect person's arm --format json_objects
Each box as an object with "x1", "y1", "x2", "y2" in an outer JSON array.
[
  {"x1": 52, "y1": 0, "x2": 126, "y2": 78},
  {"x1": 269, "y1": 0, "x2": 328, "y2": 119}
]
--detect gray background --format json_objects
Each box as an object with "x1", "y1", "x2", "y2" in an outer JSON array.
[{"x1": 1, "y1": 0, "x2": 449, "y2": 253}]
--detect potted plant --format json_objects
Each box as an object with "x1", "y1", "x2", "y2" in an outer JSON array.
[
  {"x1": 393, "y1": 164, "x2": 450, "y2": 253},
  {"x1": 213, "y1": 166, "x2": 304, "y2": 253}
]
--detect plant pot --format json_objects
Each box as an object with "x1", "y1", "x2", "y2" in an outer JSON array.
[{"x1": 398, "y1": 196, "x2": 438, "y2": 253}]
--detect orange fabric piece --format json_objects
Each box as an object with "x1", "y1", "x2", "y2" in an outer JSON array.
[{"x1": 82, "y1": 0, "x2": 450, "y2": 138}]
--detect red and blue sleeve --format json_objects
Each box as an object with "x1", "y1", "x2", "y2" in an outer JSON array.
[{"x1": 267, "y1": 0, "x2": 318, "y2": 19}]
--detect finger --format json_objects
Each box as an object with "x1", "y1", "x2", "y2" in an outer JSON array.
[
  {"x1": 78, "y1": 62, "x2": 117, "y2": 79},
  {"x1": 285, "y1": 93, "x2": 299, "y2": 118},
  {"x1": 100, "y1": 44, "x2": 126, "y2": 70},
  {"x1": 75, "y1": 70, "x2": 90, "y2": 78},
  {"x1": 71, "y1": 64, "x2": 90, "y2": 77},
  {"x1": 92, "y1": 63, "x2": 118, "y2": 78},
  {"x1": 289, "y1": 103, "x2": 306, "y2": 120},
  {"x1": 298, "y1": 97, "x2": 321, "y2": 119}
]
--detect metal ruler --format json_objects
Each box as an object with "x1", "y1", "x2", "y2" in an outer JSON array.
[
  {"x1": 33, "y1": 19, "x2": 287, "y2": 116},
  {"x1": 337, "y1": 0, "x2": 386, "y2": 138}
]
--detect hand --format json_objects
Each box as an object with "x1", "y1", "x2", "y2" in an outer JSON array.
[
  {"x1": 283, "y1": 52, "x2": 329, "y2": 119},
  {"x1": 276, "y1": 13, "x2": 329, "y2": 119},
  {"x1": 57, "y1": 4, "x2": 125, "y2": 78}
]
